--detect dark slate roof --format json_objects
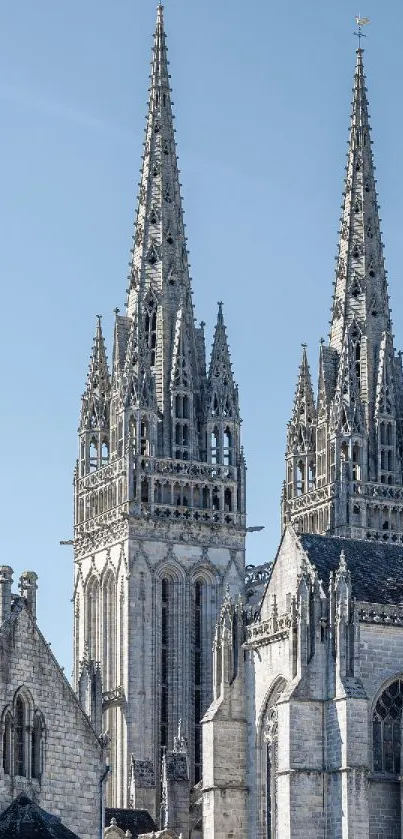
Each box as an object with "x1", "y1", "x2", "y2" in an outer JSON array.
[
  {"x1": 105, "y1": 808, "x2": 156, "y2": 837},
  {"x1": 299, "y1": 533, "x2": 403, "y2": 604},
  {"x1": 0, "y1": 794, "x2": 80, "y2": 839}
]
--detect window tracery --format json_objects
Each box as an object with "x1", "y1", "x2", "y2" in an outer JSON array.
[
  {"x1": 373, "y1": 678, "x2": 403, "y2": 774},
  {"x1": 1, "y1": 694, "x2": 44, "y2": 782}
]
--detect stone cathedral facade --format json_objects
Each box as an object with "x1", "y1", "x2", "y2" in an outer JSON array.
[
  {"x1": 73, "y1": 4, "x2": 246, "y2": 814},
  {"x1": 201, "y1": 44, "x2": 403, "y2": 839}
]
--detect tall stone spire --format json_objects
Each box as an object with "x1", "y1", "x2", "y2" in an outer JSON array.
[
  {"x1": 73, "y1": 5, "x2": 246, "y2": 811},
  {"x1": 283, "y1": 45, "x2": 403, "y2": 540},
  {"x1": 330, "y1": 48, "x2": 391, "y2": 368},
  {"x1": 125, "y1": 3, "x2": 200, "y2": 447},
  {"x1": 80, "y1": 317, "x2": 110, "y2": 434}
]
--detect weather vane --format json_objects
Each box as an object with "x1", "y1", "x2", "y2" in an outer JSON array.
[{"x1": 354, "y1": 15, "x2": 370, "y2": 48}]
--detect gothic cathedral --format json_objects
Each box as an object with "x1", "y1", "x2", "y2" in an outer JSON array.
[
  {"x1": 73, "y1": 5, "x2": 246, "y2": 812},
  {"x1": 71, "y1": 6, "x2": 403, "y2": 839}
]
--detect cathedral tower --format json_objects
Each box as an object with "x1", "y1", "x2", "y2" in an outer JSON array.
[
  {"x1": 283, "y1": 46, "x2": 403, "y2": 541},
  {"x1": 73, "y1": 5, "x2": 246, "y2": 811}
]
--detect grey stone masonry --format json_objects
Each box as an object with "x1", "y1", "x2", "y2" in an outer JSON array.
[{"x1": 0, "y1": 578, "x2": 104, "y2": 839}]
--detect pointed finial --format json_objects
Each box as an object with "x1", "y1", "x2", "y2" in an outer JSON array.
[
  {"x1": 339, "y1": 549, "x2": 347, "y2": 572},
  {"x1": 96, "y1": 314, "x2": 102, "y2": 326},
  {"x1": 157, "y1": 3, "x2": 164, "y2": 25}
]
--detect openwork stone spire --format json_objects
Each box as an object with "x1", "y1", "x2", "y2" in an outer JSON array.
[
  {"x1": 80, "y1": 317, "x2": 110, "y2": 433},
  {"x1": 126, "y1": 3, "x2": 191, "y2": 314},
  {"x1": 207, "y1": 303, "x2": 239, "y2": 421},
  {"x1": 283, "y1": 46, "x2": 403, "y2": 541},
  {"x1": 124, "y1": 4, "x2": 200, "y2": 436},
  {"x1": 287, "y1": 346, "x2": 316, "y2": 454},
  {"x1": 330, "y1": 48, "x2": 391, "y2": 358}
]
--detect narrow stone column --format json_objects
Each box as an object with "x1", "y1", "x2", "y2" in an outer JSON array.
[
  {"x1": 0, "y1": 566, "x2": 13, "y2": 624},
  {"x1": 19, "y1": 571, "x2": 38, "y2": 620}
]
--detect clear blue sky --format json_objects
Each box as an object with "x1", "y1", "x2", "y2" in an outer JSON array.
[{"x1": 1, "y1": 0, "x2": 403, "y2": 674}]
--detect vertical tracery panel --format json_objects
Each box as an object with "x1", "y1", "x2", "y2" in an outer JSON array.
[
  {"x1": 86, "y1": 576, "x2": 100, "y2": 663},
  {"x1": 103, "y1": 571, "x2": 116, "y2": 691}
]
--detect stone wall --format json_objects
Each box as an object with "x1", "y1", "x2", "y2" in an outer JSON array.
[{"x1": 0, "y1": 606, "x2": 102, "y2": 839}]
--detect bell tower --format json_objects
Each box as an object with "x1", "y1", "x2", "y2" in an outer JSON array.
[{"x1": 73, "y1": 5, "x2": 246, "y2": 810}]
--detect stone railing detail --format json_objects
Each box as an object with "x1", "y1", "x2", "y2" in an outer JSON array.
[
  {"x1": 78, "y1": 457, "x2": 127, "y2": 493},
  {"x1": 245, "y1": 612, "x2": 294, "y2": 648},
  {"x1": 358, "y1": 601, "x2": 403, "y2": 626},
  {"x1": 288, "y1": 483, "x2": 335, "y2": 513}
]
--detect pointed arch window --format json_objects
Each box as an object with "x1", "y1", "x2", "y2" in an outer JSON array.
[
  {"x1": 101, "y1": 439, "x2": 109, "y2": 466},
  {"x1": 373, "y1": 678, "x2": 403, "y2": 774},
  {"x1": 223, "y1": 427, "x2": 232, "y2": 466},
  {"x1": 89, "y1": 438, "x2": 98, "y2": 472},
  {"x1": 129, "y1": 416, "x2": 137, "y2": 457},
  {"x1": 87, "y1": 577, "x2": 100, "y2": 663},
  {"x1": 194, "y1": 580, "x2": 204, "y2": 783},
  {"x1": 161, "y1": 578, "x2": 170, "y2": 750},
  {"x1": 352, "y1": 443, "x2": 361, "y2": 481},
  {"x1": 140, "y1": 419, "x2": 149, "y2": 456},
  {"x1": 14, "y1": 696, "x2": 25, "y2": 777},
  {"x1": 211, "y1": 428, "x2": 220, "y2": 465},
  {"x1": 296, "y1": 460, "x2": 305, "y2": 496},
  {"x1": 103, "y1": 574, "x2": 116, "y2": 692}
]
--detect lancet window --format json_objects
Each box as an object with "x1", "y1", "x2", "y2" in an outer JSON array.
[
  {"x1": 223, "y1": 428, "x2": 232, "y2": 466},
  {"x1": 194, "y1": 580, "x2": 203, "y2": 784},
  {"x1": 373, "y1": 678, "x2": 403, "y2": 774},
  {"x1": 210, "y1": 429, "x2": 220, "y2": 465},
  {"x1": 103, "y1": 573, "x2": 116, "y2": 691},
  {"x1": 160, "y1": 578, "x2": 170, "y2": 750},
  {"x1": 1, "y1": 693, "x2": 44, "y2": 782},
  {"x1": 89, "y1": 438, "x2": 98, "y2": 472},
  {"x1": 379, "y1": 421, "x2": 395, "y2": 485},
  {"x1": 87, "y1": 577, "x2": 100, "y2": 662}
]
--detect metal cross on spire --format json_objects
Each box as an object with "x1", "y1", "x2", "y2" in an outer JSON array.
[{"x1": 354, "y1": 15, "x2": 370, "y2": 48}]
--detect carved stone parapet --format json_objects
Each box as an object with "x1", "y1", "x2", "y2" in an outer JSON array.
[
  {"x1": 140, "y1": 455, "x2": 237, "y2": 484},
  {"x1": 288, "y1": 483, "x2": 335, "y2": 513},
  {"x1": 244, "y1": 612, "x2": 294, "y2": 648},
  {"x1": 78, "y1": 456, "x2": 127, "y2": 492},
  {"x1": 356, "y1": 481, "x2": 403, "y2": 502},
  {"x1": 74, "y1": 519, "x2": 128, "y2": 558},
  {"x1": 358, "y1": 601, "x2": 403, "y2": 626}
]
